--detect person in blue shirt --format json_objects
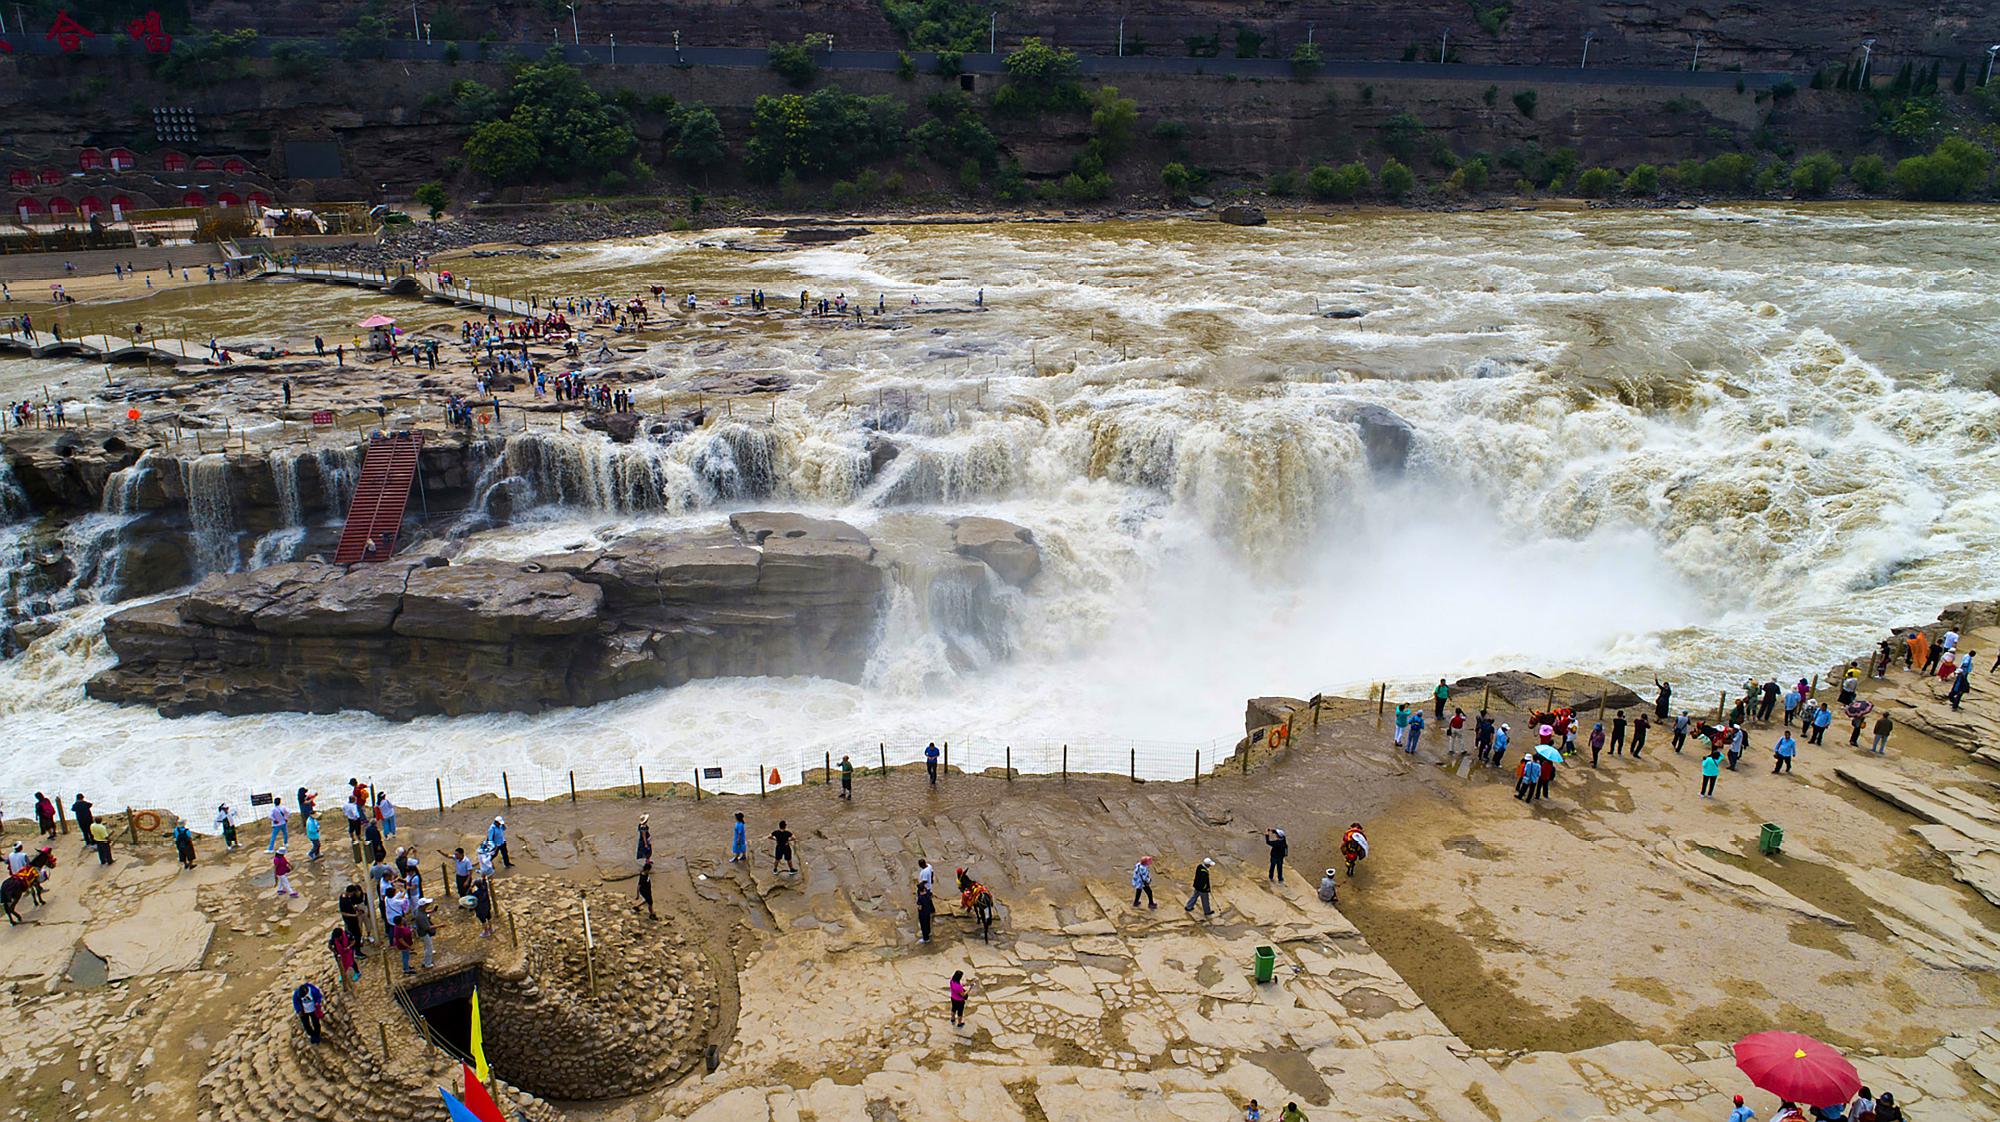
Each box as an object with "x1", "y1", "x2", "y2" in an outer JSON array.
[
  {"x1": 1809, "y1": 703, "x2": 1834, "y2": 745},
  {"x1": 1700, "y1": 748, "x2": 1722, "y2": 798},
  {"x1": 731, "y1": 812, "x2": 748, "y2": 863},
  {"x1": 1728, "y1": 1094, "x2": 1755, "y2": 1122},
  {"x1": 925, "y1": 742, "x2": 941, "y2": 786},
  {"x1": 1773, "y1": 733, "x2": 1797, "y2": 774},
  {"x1": 1405, "y1": 711, "x2": 1425, "y2": 756},
  {"x1": 293, "y1": 981, "x2": 325, "y2": 1044},
  {"x1": 1491, "y1": 724, "x2": 1509, "y2": 769},
  {"x1": 486, "y1": 816, "x2": 511, "y2": 868}
]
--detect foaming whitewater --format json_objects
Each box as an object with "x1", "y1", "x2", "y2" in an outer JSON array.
[{"x1": 7, "y1": 204, "x2": 2000, "y2": 817}]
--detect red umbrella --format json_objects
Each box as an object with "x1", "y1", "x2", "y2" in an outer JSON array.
[{"x1": 1734, "y1": 1031, "x2": 1860, "y2": 1107}]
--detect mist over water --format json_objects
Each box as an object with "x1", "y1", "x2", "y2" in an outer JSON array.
[{"x1": 5, "y1": 204, "x2": 1999, "y2": 815}]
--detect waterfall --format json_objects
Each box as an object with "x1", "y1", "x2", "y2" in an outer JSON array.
[
  {"x1": 0, "y1": 455, "x2": 28, "y2": 525},
  {"x1": 862, "y1": 541, "x2": 1016, "y2": 693},
  {"x1": 180, "y1": 455, "x2": 240, "y2": 576}
]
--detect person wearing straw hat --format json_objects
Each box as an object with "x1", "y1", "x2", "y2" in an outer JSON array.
[{"x1": 636, "y1": 814, "x2": 652, "y2": 861}]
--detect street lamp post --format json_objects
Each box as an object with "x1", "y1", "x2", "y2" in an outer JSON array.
[
  {"x1": 1858, "y1": 38, "x2": 1875, "y2": 87},
  {"x1": 1118, "y1": 18, "x2": 1124, "y2": 58},
  {"x1": 674, "y1": 29, "x2": 682, "y2": 63},
  {"x1": 1984, "y1": 44, "x2": 1997, "y2": 86},
  {"x1": 410, "y1": 1, "x2": 419, "y2": 40},
  {"x1": 567, "y1": 2, "x2": 579, "y2": 45},
  {"x1": 1439, "y1": 27, "x2": 1449, "y2": 64},
  {"x1": 609, "y1": 32, "x2": 615, "y2": 64},
  {"x1": 1580, "y1": 31, "x2": 1595, "y2": 69},
  {"x1": 989, "y1": 11, "x2": 996, "y2": 54},
  {"x1": 1690, "y1": 34, "x2": 1703, "y2": 72},
  {"x1": 1307, "y1": 24, "x2": 1314, "y2": 45}
]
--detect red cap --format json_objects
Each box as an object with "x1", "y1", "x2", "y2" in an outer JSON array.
[{"x1": 1734, "y1": 1096, "x2": 1744, "y2": 1105}]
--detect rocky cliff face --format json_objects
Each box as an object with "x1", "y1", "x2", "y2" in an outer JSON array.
[{"x1": 85, "y1": 511, "x2": 1036, "y2": 718}]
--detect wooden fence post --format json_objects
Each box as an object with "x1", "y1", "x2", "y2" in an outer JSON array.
[
  {"x1": 125, "y1": 806, "x2": 139, "y2": 846},
  {"x1": 1129, "y1": 748, "x2": 1136, "y2": 783},
  {"x1": 693, "y1": 769, "x2": 701, "y2": 801},
  {"x1": 638, "y1": 765, "x2": 646, "y2": 800},
  {"x1": 824, "y1": 752, "x2": 832, "y2": 785},
  {"x1": 379, "y1": 1021, "x2": 391, "y2": 1059},
  {"x1": 1005, "y1": 745, "x2": 1011, "y2": 781},
  {"x1": 1062, "y1": 744, "x2": 1068, "y2": 779},
  {"x1": 568, "y1": 770, "x2": 577, "y2": 804},
  {"x1": 1193, "y1": 750, "x2": 1200, "y2": 785},
  {"x1": 879, "y1": 742, "x2": 887, "y2": 778},
  {"x1": 759, "y1": 766, "x2": 766, "y2": 798},
  {"x1": 436, "y1": 778, "x2": 444, "y2": 819},
  {"x1": 501, "y1": 772, "x2": 512, "y2": 809},
  {"x1": 1376, "y1": 684, "x2": 1386, "y2": 727},
  {"x1": 942, "y1": 742, "x2": 949, "y2": 775}
]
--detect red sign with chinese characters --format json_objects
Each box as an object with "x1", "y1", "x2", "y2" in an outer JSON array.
[
  {"x1": 127, "y1": 12, "x2": 172, "y2": 54},
  {"x1": 46, "y1": 11, "x2": 96, "y2": 52}
]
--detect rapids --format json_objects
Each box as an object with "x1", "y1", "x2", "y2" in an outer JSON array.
[{"x1": 4, "y1": 205, "x2": 1998, "y2": 817}]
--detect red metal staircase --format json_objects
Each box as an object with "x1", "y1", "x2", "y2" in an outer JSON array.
[{"x1": 333, "y1": 434, "x2": 423, "y2": 565}]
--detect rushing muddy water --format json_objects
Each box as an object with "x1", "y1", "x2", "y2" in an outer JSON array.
[{"x1": 5, "y1": 205, "x2": 1999, "y2": 816}]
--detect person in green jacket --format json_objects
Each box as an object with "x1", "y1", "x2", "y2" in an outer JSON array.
[
  {"x1": 1433, "y1": 679, "x2": 1450, "y2": 718},
  {"x1": 1393, "y1": 704, "x2": 1411, "y2": 747},
  {"x1": 1280, "y1": 1102, "x2": 1309, "y2": 1122},
  {"x1": 1700, "y1": 747, "x2": 1722, "y2": 799}
]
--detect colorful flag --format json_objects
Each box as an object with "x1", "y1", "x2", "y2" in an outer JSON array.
[
  {"x1": 460, "y1": 1064, "x2": 505, "y2": 1122},
  {"x1": 438, "y1": 1087, "x2": 486, "y2": 1122},
  {"x1": 468, "y1": 986, "x2": 490, "y2": 1084}
]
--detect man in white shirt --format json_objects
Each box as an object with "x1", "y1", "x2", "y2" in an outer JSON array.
[
  {"x1": 1942, "y1": 629, "x2": 1960, "y2": 652},
  {"x1": 267, "y1": 798, "x2": 290, "y2": 852}
]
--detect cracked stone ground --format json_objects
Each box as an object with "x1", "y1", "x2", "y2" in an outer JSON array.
[{"x1": 5, "y1": 640, "x2": 2000, "y2": 1122}]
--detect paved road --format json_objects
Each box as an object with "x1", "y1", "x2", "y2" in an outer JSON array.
[{"x1": 23, "y1": 35, "x2": 1795, "y2": 89}]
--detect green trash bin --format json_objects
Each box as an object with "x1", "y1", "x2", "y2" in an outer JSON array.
[
  {"x1": 1254, "y1": 945, "x2": 1277, "y2": 984},
  {"x1": 1759, "y1": 822, "x2": 1783, "y2": 855}
]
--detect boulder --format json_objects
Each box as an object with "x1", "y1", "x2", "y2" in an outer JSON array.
[
  {"x1": 1246, "y1": 696, "x2": 1305, "y2": 734},
  {"x1": 948, "y1": 516, "x2": 1042, "y2": 588},
  {"x1": 582, "y1": 411, "x2": 642, "y2": 444},
  {"x1": 89, "y1": 512, "x2": 897, "y2": 719},
  {"x1": 394, "y1": 564, "x2": 603, "y2": 642},
  {"x1": 1219, "y1": 204, "x2": 1267, "y2": 226},
  {"x1": 1452, "y1": 670, "x2": 1642, "y2": 714},
  {"x1": 1349, "y1": 404, "x2": 1414, "y2": 475},
  {"x1": 780, "y1": 227, "x2": 869, "y2": 244}
]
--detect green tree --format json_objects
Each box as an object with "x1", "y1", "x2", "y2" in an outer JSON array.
[
  {"x1": 1699, "y1": 152, "x2": 1755, "y2": 191},
  {"x1": 1290, "y1": 41, "x2": 1322, "y2": 77},
  {"x1": 994, "y1": 37, "x2": 1085, "y2": 115},
  {"x1": 1790, "y1": 152, "x2": 1840, "y2": 196},
  {"x1": 1455, "y1": 158, "x2": 1490, "y2": 192},
  {"x1": 337, "y1": 14, "x2": 389, "y2": 59},
  {"x1": 1306, "y1": 161, "x2": 1371, "y2": 201},
  {"x1": 1512, "y1": 89, "x2": 1538, "y2": 118},
  {"x1": 1622, "y1": 163, "x2": 1660, "y2": 195},
  {"x1": 768, "y1": 39, "x2": 820, "y2": 88},
  {"x1": 464, "y1": 120, "x2": 540, "y2": 183},
  {"x1": 414, "y1": 182, "x2": 450, "y2": 219},
  {"x1": 1575, "y1": 167, "x2": 1618, "y2": 197},
  {"x1": 1161, "y1": 161, "x2": 1193, "y2": 200},
  {"x1": 1090, "y1": 87, "x2": 1140, "y2": 154},
  {"x1": 1882, "y1": 96, "x2": 1944, "y2": 147},
  {"x1": 1379, "y1": 111, "x2": 1426, "y2": 161},
  {"x1": 1893, "y1": 137, "x2": 1992, "y2": 200},
  {"x1": 1848, "y1": 154, "x2": 1888, "y2": 192},
  {"x1": 154, "y1": 28, "x2": 258, "y2": 87},
  {"x1": 745, "y1": 87, "x2": 908, "y2": 180},
  {"x1": 1377, "y1": 158, "x2": 1416, "y2": 198},
  {"x1": 670, "y1": 106, "x2": 727, "y2": 173},
  {"x1": 881, "y1": 0, "x2": 991, "y2": 52}
]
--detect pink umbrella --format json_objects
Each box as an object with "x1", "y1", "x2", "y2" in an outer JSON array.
[
  {"x1": 357, "y1": 314, "x2": 397, "y2": 328},
  {"x1": 1733, "y1": 1031, "x2": 1860, "y2": 1107}
]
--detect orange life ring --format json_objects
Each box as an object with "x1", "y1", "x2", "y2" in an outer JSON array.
[
  {"x1": 131, "y1": 810, "x2": 161, "y2": 833},
  {"x1": 1270, "y1": 722, "x2": 1289, "y2": 749}
]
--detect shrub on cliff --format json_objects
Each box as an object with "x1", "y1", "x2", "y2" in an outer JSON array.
[
  {"x1": 1377, "y1": 158, "x2": 1416, "y2": 199},
  {"x1": 746, "y1": 88, "x2": 907, "y2": 180},
  {"x1": 414, "y1": 183, "x2": 450, "y2": 219},
  {"x1": 154, "y1": 28, "x2": 258, "y2": 87},
  {"x1": 1847, "y1": 154, "x2": 1888, "y2": 192},
  {"x1": 1290, "y1": 42, "x2": 1322, "y2": 77},
  {"x1": 1512, "y1": 89, "x2": 1538, "y2": 118},
  {"x1": 1790, "y1": 152, "x2": 1840, "y2": 196},
  {"x1": 994, "y1": 38, "x2": 1086, "y2": 116},
  {"x1": 1091, "y1": 87, "x2": 1140, "y2": 154},
  {"x1": 1445, "y1": 158, "x2": 1490, "y2": 194},
  {"x1": 1699, "y1": 152, "x2": 1755, "y2": 192},
  {"x1": 1306, "y1": 161, "x2": 1371, "y2": 201},
  {"x1": 1892, "y1": 137, "x2": 1991, "y2": 200},
  {"x1": 1161, "y1": 161, "x2": 1193, "y2": 200},
  {"x1": 882, "y1": 0, "x2": 990, "y2": 53},
  {"x1": 669, "y1": 107, "x2": 727, "y2": 175},
  {"x1": 1575, "y1": 167, "x2": 1617, "y2": 197},
  {"x1": 1622, "y1": 164, "x2": 1660, "y2": 195},
  {"x1": 459, "y1": 56, "x2": 641, "y2": 186},
  {"x1": 768, "y1": 39, "x2": 821, "y2": 88},
  {"x1": 913, "y1": 92, "x2": 999, "y2": 169}
]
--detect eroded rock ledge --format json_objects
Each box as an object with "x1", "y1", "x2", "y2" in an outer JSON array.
[{"x1": 87, "y1": 511, "x2": 1035, "y2": 719}]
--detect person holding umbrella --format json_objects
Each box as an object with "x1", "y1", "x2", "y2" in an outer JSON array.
[{"x1": 1733, "y1": 1031, "x2": 1861, "y2": 1122}]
